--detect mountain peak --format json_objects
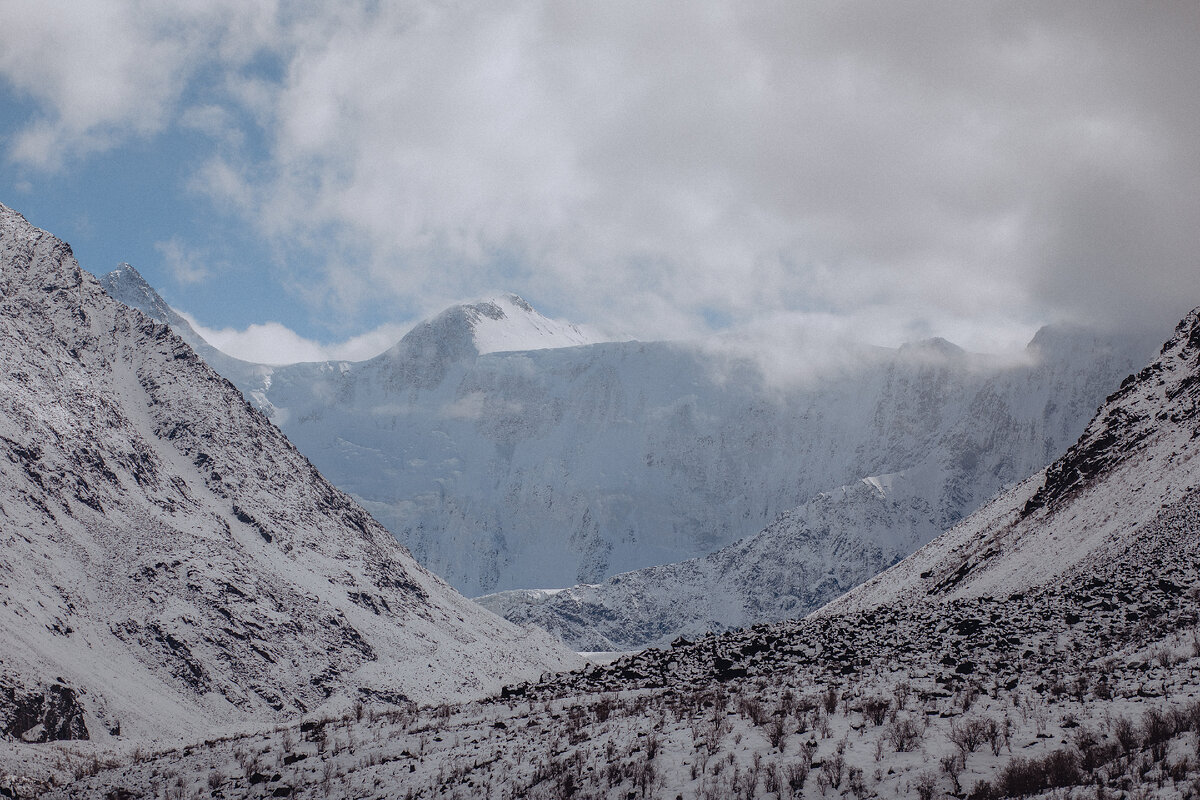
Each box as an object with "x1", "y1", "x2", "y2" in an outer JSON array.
[
  {"x1": 98, "y1": 263, "x2": 172, "y2": 323},
  {"x1": 897, "y1": 336, "x2": 966, "y2": 360},
  {"x1": 459, "y1": 293, "x2": 598, "y2": 355},
  {"x1": 381, "y1": 293, "x2": 599, "y2": 383}
]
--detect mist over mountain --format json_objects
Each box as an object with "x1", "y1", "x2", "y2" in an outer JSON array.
[
  {"x1": 100, "y1": 267, "x2": 1157, "y2": 608},
  {"x1": 475, "y1": 325, "x2": 1162, "y2": 649}
]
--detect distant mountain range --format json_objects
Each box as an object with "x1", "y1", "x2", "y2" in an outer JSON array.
[{"x1": 100, "y1": 266, "x2": 1156, "y2": 622}]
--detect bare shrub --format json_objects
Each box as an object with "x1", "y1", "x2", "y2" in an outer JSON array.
[
  {"x1": 786, "y1": 761, "x2": 809, "y2": 795},
  {"x1": 967, "y1": 779, "x2": 995, "y2": 799},
  {"x1": 861, "y1": 696, "x2": 890, "y2": 726},
  {"x1": 913, "y1": 770, "x2": 939, "y2": 800},
  {"x1": 941, "y1": 752, "x2": 963, "y2": 794},
  {"x1": 1113, "y1": 715, "x2": 1140, "y2": 756},
  {"x1": 821, "y1": 746, "x2": 845, "y2": 790},
  {"x1": 847, "y1": 766, "x2": 867, "y2": 799},
  {"x1": 822, "y1": 685, "x2": 839, "y2": 715},
  {"x1": 949, "y1": 716, "x2": 992, "y2": 756},
  {"x1": 996, "y1": 748, "x2": 1082, "y2": 797},
  {"x1": 1142, "y1": 707, "x2": 1175, "y2": 762},
  {"x1": 767, "y1": 716, "x2": 789, "y2": 751},
  {"x1": 886, "y1": 715, "x2": 924, "y2": 752}
]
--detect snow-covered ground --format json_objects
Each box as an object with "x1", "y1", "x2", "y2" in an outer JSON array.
[{"x1": 21, "y1": 454, "x2": 1200, "y2": 798}]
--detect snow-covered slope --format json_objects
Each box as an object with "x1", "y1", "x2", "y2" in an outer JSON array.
[
  {"x1": 98, "y1": 264, "x2": 275, "y2": 397},
  {"x1": 0, "y1": 203, "x2": 579, "y2": 744},
  {"x1": 456, "y1": 293, "x2": 601, "y2": 354},
  {"x1": 474, "y1": 325, "x2": 1161, "y2": 648},
  {"x1": 827, "y1": 305, "x2": 1200, "y2": 615},
  {"x1": 478, "y1": 471, "x2": 942, "y2": 650}
]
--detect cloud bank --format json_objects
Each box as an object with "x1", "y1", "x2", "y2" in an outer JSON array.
[
  {"x1": 3, "y1": 1, "x2": 1197, "y2": 350},
  {"x1": 178, "y1": 311, "x2": 410, "y2": 365}
]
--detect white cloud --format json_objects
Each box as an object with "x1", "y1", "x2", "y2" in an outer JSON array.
[
  {"x1": 176, "y1": 309, "x2": 409, "y2": 365},
  {"x1": 209, "y1": 1, "x2": 1198, "y2": 343},
  {"x1": 0, "y1": 0, "x2": 280, "y2": 169},
  {"x1": 4, "y1": 1, "x2": 1198, "y2": 345},
  {"x1": 154, "y1": 237, "x2": 211, "y2": 285},
  {"x1": 179, "y1": 104, "x2": 244, "y2": 149}
]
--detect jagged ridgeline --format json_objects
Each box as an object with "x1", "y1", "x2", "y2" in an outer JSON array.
[{"x1": 0, "y1": 203, "x2": 578, "y2": 743}]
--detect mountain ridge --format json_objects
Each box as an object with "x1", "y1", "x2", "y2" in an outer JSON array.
[{"x1": 0, "y1": 202, "x2": 580, "y2": 743}]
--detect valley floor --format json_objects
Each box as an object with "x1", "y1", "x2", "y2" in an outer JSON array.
[{"x1": 12, "y1": 488, "x2": 1200, "y2": 799}]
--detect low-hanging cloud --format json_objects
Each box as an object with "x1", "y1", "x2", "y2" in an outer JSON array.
[
  {"x1": 177, "y1": 310, "x2": 410, "y2": 365},
  {"x1": 3, "y1": 1, "x2": 1198, "y2": 348}
]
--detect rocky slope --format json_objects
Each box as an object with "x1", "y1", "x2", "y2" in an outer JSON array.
[
  {"x1": 0, "y1": 203, "x2": 579, "y2": 745},
  {"x1": 102, "y1": 268, "x2": 1154, "y2": 598},
  {"x1": 824, "y1": 305, "x2": 1200, "y2": 616},
  {"x1": 25, "y1": 307, "x2": 1200, "y2": 800}
]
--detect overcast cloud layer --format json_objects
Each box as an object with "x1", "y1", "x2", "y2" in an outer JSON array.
[{"x1": 2, "y1": 1, "x2": 1197, "y2": 359}]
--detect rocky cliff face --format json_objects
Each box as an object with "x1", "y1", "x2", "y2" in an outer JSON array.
[
  {"x1": 475, "y1": 327, "x2": 1162, "y2": 650},
  {"x1": 0, "y1": 204, "x2": 578, "y2": 742}
]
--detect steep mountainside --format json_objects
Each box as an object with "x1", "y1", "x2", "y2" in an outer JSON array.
[
  {"x1": 477, "y1": 326, "x2": 1160, "y2": 649},
  {"x1": 478, "y1": 470, "x2": 942, "y2": 650},
  {"x1": 31, "y1": 307, "x2": 1200, "y2": 800},
  {"x1": 98, "y1": 264, "x2": 273, "y2": 393},
  {"x1": 100, "y1": 267, "x2": 1154, "y2": 597},
  {"x1": 0, "y1": 204, "x2": 579, "y2": 744},
  {"x1": 824, "y1": 305, "x2": 1200, "y2": 616}
]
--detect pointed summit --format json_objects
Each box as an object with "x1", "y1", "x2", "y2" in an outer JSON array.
[
  {"x1": 377, "y1": 294, "x2": 602, "y2": 388},
  {"x1": 897, "y1": 336, "x2": 966, "y2": 360},
  {"x1": 98, "y1": 263, "x2": 173, "y2": 323},
  {"x1": 391, "y1": 293, "x2": 599, "y2": 359},
  {"x1": 465, "y1": 294, "x2": 599, "y2": 354},
  {"x1": 97, "y1": 262, "x2": 239, "y2": 373}
]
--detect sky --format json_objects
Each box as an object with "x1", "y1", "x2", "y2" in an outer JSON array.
[{"x1": 1, "y1": 1, "x2": 1197, "y2": 364}]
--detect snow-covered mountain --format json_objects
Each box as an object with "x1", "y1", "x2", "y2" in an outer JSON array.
[
  {"x1": 99, "y1": 267, "x2": 1156, "y2": 601},
  {"x1": 98, "y1": 264, "x2": 279, "y2": 400},
  {"x1": 477, "y1": 471, "x2": 943, "y2": 650},
  {"x1": 33, "y1": 306, "x2": 1200, "y2": 800},
  {"x1": 439, "y1": 293, "x2": 602, "y2": 355},
  {"x1": 826, "y1": 304, "x2": 1200, "y2": 616},
  {"x1": 0, "y1": 203, "x2": 579, "y2": 744},
  {"x1": 476, "y1": 326, "x2": 1162, "y2": 649}
]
